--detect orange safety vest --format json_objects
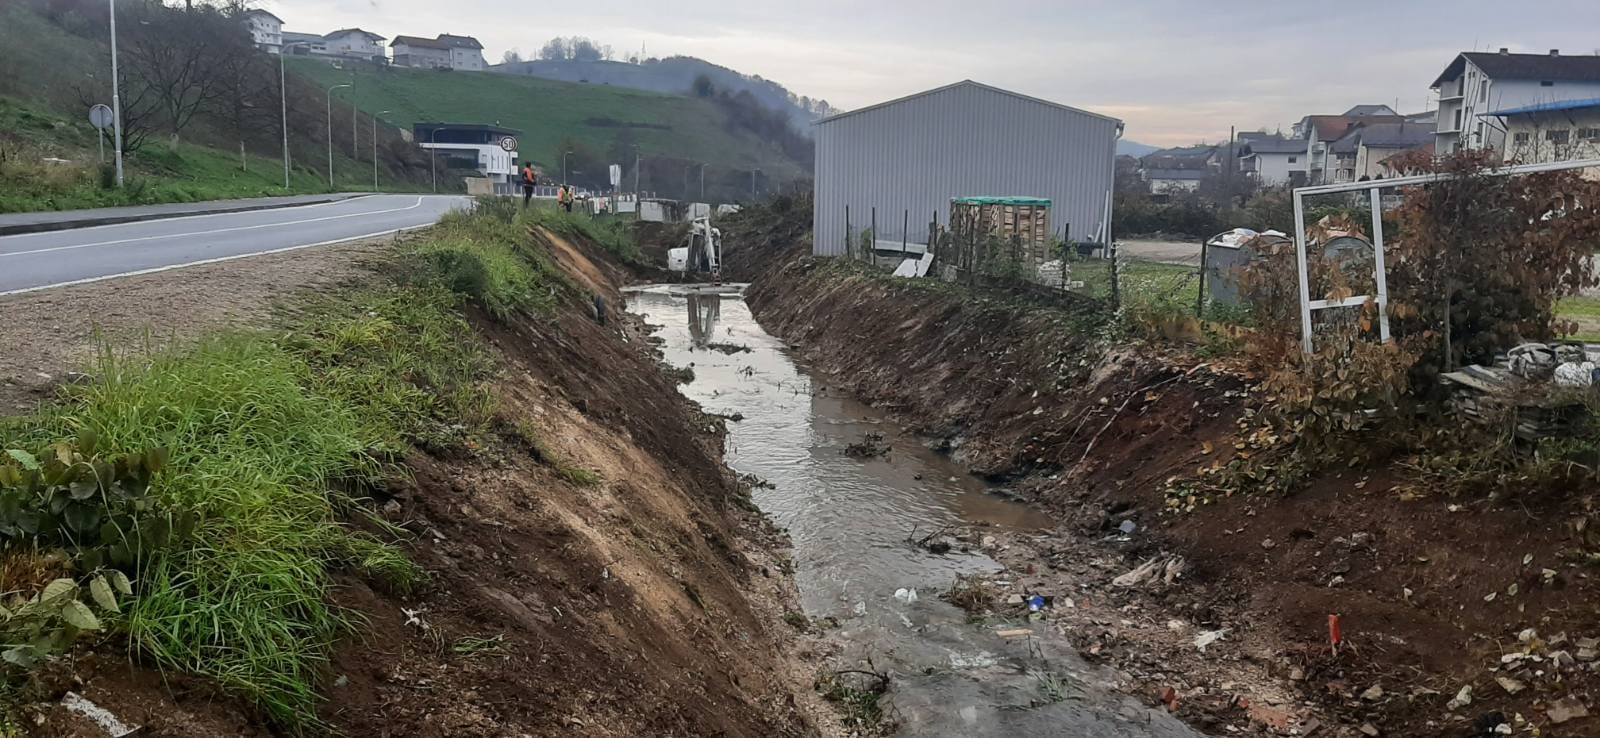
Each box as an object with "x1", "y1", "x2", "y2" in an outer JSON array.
[{"x1": 522, "y1": 167, "x2": 536, "y2": 186}]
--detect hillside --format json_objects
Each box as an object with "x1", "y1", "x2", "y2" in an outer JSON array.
[
  {"x1": 289, "y1": 60, "x2": 811, "y2": 202},
  {"x1": 494, "y1": 56, "x2": 834, "y2": 128},
  {"x1": 0, "y1": 3, "x2": 429, "y2": 212}
]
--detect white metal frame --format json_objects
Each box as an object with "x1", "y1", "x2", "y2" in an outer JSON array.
[{"x1": 1292, "y1": 157, "x2": 1600, "y2": 353}]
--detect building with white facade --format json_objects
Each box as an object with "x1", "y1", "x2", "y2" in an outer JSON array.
[
  {"x1": 321, "y1": 28, "x2": 386, "y2": 62},
  {"x1": 1238, "y1": 135, "x2": 1306, "y2": 186},
  {"x1": 1431, "y1": 50, "x2": 1600, "y2": 156},
  {"x1": 1482, "y1": 98, "x2": 1600, "y2": 166},
  {"x1": 438, "y1": 35, "x2": 487, "y2": 71},
  {"x1": 243, "y1": 9, "x2": 283, "y2": 54},
  {"x1": 415, "y1": 123, "x2": 521, "y2": 185},
  {"x1": 391, "y1": 36, "x2": 452, "y2": 68}
]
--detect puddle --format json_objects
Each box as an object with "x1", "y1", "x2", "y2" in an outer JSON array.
[{"x1": 628, "y1": 285, "x2": 1203, "y2": 737}]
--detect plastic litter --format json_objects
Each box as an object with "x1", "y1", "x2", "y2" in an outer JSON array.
[{"x1": 894, "y1": 587, "x2": 919, "y2": 605}]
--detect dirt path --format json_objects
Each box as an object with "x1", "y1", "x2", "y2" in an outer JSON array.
[{"x1": 0, "y1": 236, "x2": 399, "y2": 413}]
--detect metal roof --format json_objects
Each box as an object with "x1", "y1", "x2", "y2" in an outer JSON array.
[
  {"x1": 1433, "y1": 51, "x2": 1600, "y2": 88},
  {"x1": 1145, "y1": 169, "x2": 1207, "y2": 181},
  {"x1": 1482, "y1": 97, "x2": 1600, "y2": 117},
  {"x1": 437, "y1": 34, "x2": 485, "y2": 50},
  {"x1": 815, "y1": 80, "x2": 1120, "y2": 126},
  {"x1": 391, "y1": 35, "x2": 449, "y2": 49},
  {"x1": 1243, "y1": 137, "x2": 1306, "y2": 154}
]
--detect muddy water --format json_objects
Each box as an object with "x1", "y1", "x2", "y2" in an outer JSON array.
[{"x1": 629, "y1": 286, "x2": 1202, "y2": 738}]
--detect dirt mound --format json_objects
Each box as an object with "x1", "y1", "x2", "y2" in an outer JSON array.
[
  {"x1": 717, "y1": 195, "x2": 812, "y2": 283},
  {"x1": 748, "y1": 252, "x2": 1600, "y2": 737}
]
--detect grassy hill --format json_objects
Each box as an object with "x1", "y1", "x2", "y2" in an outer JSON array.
[
  {"x1": 0, "y1": 3, "x2": 424, "y2": 213},
  {"x1": 287, "y1": 60, "x2": 809, "y2": 200}
]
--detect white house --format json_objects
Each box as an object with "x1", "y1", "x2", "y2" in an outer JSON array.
[
  {"x1": 415, "y1": 123, "x2": 521, "y2": 184},
  {"x1": 1352, "y1": 123, "x2": 1433, "y2": 180},
  {"x1": 243, "y1": 9, "x2": 283, "y2": 54},
  {"x1": 1431, "y1": 49, "x2": 1600, "y2": 156},
  {"x1": 321, "y1": 28, "x2": 386, "y2": 62},
  {"x1": 1238, "y1": 135, "x2": 1306, "y2": 186},
  {"x1": 391, "y1": 36, "x2": 452, "y2": 69},
  {"x1": 1482, "y1": 98, "x2": 1600, "y2": 167},
  {"x1": 437, "y1": 34, "x2": 487, "y2": 71}
]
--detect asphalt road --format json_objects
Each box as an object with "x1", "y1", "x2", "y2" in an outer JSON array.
[{"x1": 0, "y1": 194, "x2": 468, "y2": 296}]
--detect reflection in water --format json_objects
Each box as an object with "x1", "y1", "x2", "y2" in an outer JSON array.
[
  {"x1": 627, "y1": 285, "x2": 1202, "y2": 738},
  {"x1": 686, "y1": 292, "x2": 721, "y2": 348}
]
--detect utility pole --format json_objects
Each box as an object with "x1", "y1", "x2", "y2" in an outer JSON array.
[
  {"x1": 373, "y1": 109, "x2": 389, "y2": 192},
  {"x1": 699, "y1": 163, "x2": 705, "y2": 200},
  {"x1": 108, "y1": 0, "x2": 124, "y2": 187},
  {"x1": 326, "y1": 83, "x2": 350, "y2": 189},
  {"x1": 750, "y1": 168, "x2": 760, "y2": 199},
  {"x1": 351, "y1": 82, "x2": 358, "y2": 160}
]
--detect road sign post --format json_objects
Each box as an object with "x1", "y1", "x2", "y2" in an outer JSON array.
[{"x1": 88, "y1": 104, "x2": 113, "y2": 164}]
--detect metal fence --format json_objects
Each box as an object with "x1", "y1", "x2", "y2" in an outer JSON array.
[{"x1": 837, "y1": 203, "x2": 1118, "y2": 304}]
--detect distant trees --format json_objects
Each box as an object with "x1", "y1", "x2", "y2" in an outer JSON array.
[
  {"x1": 691, "y1": 74, "x2": 715, "y2": 98},
  {"x1": 538, "y1": 36, "x2": 613, "y2": 62},
  {"x1": 501, "y1": 49, "x2": 524, "y2": 65}
]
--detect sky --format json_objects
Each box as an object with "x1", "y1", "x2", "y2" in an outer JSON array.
[{"x1": 262, "y1": 0, "x2": 1600, "y2": 147}]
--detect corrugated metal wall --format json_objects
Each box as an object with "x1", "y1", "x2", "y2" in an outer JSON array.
[{"x1": 812, "y1": 82, "x2": 1120, "y2": 257}]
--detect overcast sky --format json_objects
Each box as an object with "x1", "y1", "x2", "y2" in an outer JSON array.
[{"x1": 263, "y1": 0, "x2": 1600, "y2": 146}]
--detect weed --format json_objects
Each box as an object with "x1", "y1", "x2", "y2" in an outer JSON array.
[
  {"x1": 815, "y1": 667, "x2": 896, "y2": 735},
  {"x1": 1032, "y1": 669, "x2": 1069, "y2": 705},
  {"x1": 451, "y1": 633, "x2": 507, "y2": 658},
  {"x1": 560, "y1": 467, "x2": 601, "y2": 487},
  {"x1": 525, "y1": 204, "x2": 641, "y2": 264},
  {"x1": 782, "y1": 611, "x2": 810, "y2": 632}
]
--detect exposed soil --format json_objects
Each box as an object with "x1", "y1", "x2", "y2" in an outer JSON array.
[
  {"x1": 746, "y1": 247, "x2": 1600, "y2": 737},
  {"x1": 15, "y1": 227, "x2": 826, "y2": 736}
]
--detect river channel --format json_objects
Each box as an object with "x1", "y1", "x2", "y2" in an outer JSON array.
[{"x1": 628, "y1": 285, "x2": 1203, "y2": 738}]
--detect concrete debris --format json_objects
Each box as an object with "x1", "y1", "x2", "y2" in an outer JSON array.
[
  {"x1": 1289, "y1": 667, "x2": 1306, "y2": 681},
  {"x1": 1260, "y1": 538, "x2": 1277, "y2": 550},
  {"x1": 1446, "y1": 685, "x2": 1473, "y2": 711},
  {"x1": 1577, "y1": 636, "x2": 1600, "y2": 649},
  {"x1": 1547, "y1": 697, "x2": 1590, "y2": 724},
  {"x1": 61, "y1": 692, "x2": 138, "y2": 738},
  {"x1": 1518, "y1": 628, "x2": 1539, "y2": 643},
  {"x1": 1579, "y1": 646, "x2": 1599, "y2": 662},
  {"x1": 1299, "y1": 718, "x2": 1322, "y2": 736},
  {"x1": 1111, "y1": 557, "x2": 1163, "y2": 587},
  {"x1": 894, "y1": 588, "x2": 919, "y2": 605},
  {"x1": 1359, "y1": 722, "x2": 1380, "y2": 736},
  {"x1": 1360, "y1": 684, "x2": 1385, "y2": 701},
  {"x1": 1495, "y1": 676, "x2": 1526, "y2": 695},
  {"x1": 1118, "y1": 519, "x2": 1137, "y2": 536},
  {"x1": 1193, "y1": 628, "x2": 1228, "y2": 652},
  {"x1": 1552, "y1": 650, "x2": 1576, "y2": 668}
]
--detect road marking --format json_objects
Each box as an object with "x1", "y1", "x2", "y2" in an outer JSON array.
[
  {"x1": 0, "y1": 224, "x2": 437, "y2": 298},
  {"x1": 0, "y1": 195, "x2": 369, "y2": 240},
  {"x1": 0, "y1": 197, "x2": 429, "y2": 258}
]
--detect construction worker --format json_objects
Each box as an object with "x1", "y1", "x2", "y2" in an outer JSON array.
[
  {"x1": 520, "y1": 162, "x2": 537, "y2": 207},
  {"x1": 560, "y1": 184, "x2": 574, "y2": 213}
]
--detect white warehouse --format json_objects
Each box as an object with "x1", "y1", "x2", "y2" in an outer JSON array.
[{"x1": 811, "y1": 80, "x2": 1122, "y2": 257}]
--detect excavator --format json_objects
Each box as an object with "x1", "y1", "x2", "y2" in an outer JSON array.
[{"x1": 667, "y1": 217, "x2": 722, "y2": 281}]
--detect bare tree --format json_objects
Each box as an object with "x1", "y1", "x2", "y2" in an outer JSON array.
[
  {"x1": 539, "y1": 37, "x2": 568, "y2": 60},
  {"x1": 118, "y1": 2, "x2": 239, "y2": 150},
  {"x1": 501, "y1": 49, "x2": 523, "y2": 65}
]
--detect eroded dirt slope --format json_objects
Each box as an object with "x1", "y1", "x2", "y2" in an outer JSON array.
[
  {"x1": 26, "y1": 229, "x2": 821, "y2": 737},
  {"x1": 747, "y1": 253, "x2": 1600, "y2": 737}
]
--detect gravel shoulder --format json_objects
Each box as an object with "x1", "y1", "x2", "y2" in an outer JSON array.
[{"x1": 0, "y1": 236, "x2": 399, "y2": 412}]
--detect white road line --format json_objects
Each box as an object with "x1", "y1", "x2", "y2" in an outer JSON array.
[
  {"x1": 0, "y1": 224, "x2": 437, "y2": 298},
  {"x1": 0, "y1": 197, "x2": 428, "y2": 258},
  {"x1": 0, "y1": 195, "x2": 370, "y2": 240}
]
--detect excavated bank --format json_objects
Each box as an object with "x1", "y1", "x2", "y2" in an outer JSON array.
[
  {"x1": 744, "y1": 246, "x2": 1600, "y2": 737},
  {"x1": 27, "y1": 228, "x2": 821, "y2": 737}
]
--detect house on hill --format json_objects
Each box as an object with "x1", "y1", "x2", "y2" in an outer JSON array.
[
  {"x1": 1238, "y1": 135, "x2": 1306, "y2": 186},
  {"x1": 392, "y1": 34, "x2": 487, "y2": 71},
  {"x1": 243, "y1": 9, "x2": 283, "y2": 54},
  {"x1": 1481, "y1": 98, "x2": 1600, "y2": 166},
  {"x1": 322, "y1": 28, "x2": 386, "y2": 62},
  {"x1": 1431, "y1": 49, "x2": 1600, "y2": 155}
]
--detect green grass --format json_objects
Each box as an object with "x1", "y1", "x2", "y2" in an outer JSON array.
[
  {"x1": 1557, "y1": 294, "x2": 1600, "y2": 341},
  {"x1": 0, "y1": 213, "x2": 535, "y2": 728},
  {"x1": 286, "y1": 60, "x2": 807, "y2": 190},
  {"x1": 527, "y1": 204, "x2": 642, "y2": 264},
  {"x1": 414, "y1": 198, "x2": 569, "y2": 318}
]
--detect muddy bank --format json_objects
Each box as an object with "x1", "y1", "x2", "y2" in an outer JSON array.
[
  {"x1": 746, "y1": 253, "x2": 1600, "y2": 737},
  {"x1": 22, "y1": 228, "x2": 820, "y2": 737}
]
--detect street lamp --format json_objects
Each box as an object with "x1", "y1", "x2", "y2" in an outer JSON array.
[
  {"x1": 108, "y1": 0, "x2": 124, "y2": 187},
  {"x1": 372, "y1": 109, "x2": 389, "y2": 192},
  {"x1": 278, "y1": 41, "x2": 311, "y2": 189},
  {"x1": 562, "y1": 150, "x2": 574, "y2": 186},
  {"x1": 751, "y1": 168, "x2": 761, "y2": 199},
  {"x1": 430, "y1": 126, "x2": 440, "y2": 194},
  {"x1": 326, "y1": 82, "x2": 351, "y2": 189},
  {"x1": 697, "y1": 162, "x2": 706, "y2": 200}
]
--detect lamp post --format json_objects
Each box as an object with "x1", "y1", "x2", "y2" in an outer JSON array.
[
  {"x1": 430, "y1": 126, "x2": 440, "y2": 194},
  {"x1": 278, "y1": 41, "x2": 309, "y2": 189},
  {"x1": 326, "y1": 83, "x2": 350, "y2": 189},
  {"x1": 697, "y1": 163, "x2": 706, "y2": 200},
  {"x1": 108, "y1": 0, "x2": 124, "y2": 187},
  {"x1": 562, "y1": 150, "x2": 574, "y2": 186},
  {"x1": 751, "y1": 168, "x2": 761, "y2": 200},
  {"x1": 372, "y1": 109, "x2": 389, "y2": 192}
]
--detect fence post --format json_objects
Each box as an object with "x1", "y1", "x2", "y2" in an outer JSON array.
[
  {"x1": 1196, "y1": 236, "x2": 1209, "y2": 318},
  {"x1": 902, "y1": 210, "x2": 909, "y2": 254},
  {"x1": 870, "y1": 207, "x2": 877, "y2": 265},
  {"x1": 845, "y1": 205, "x2": 852, "y2": 260}
]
